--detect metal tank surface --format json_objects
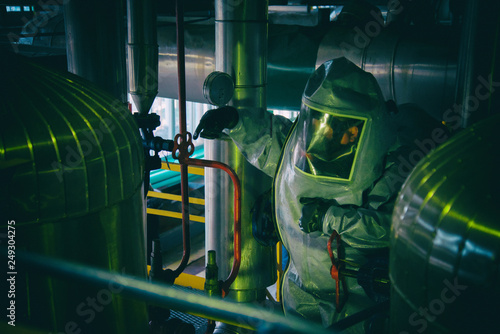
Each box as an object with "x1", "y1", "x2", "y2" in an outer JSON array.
[
  {"x1": 390, "y1": 113, "x2": 500, "y2": 334},
  {"x1": 206, "y1": 0, "x2": 277, "y2": 304},
  {"x1": 0, "y1": 53, "x2": 148, "y2": 334}
]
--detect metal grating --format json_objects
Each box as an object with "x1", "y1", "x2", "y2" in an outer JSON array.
[
  {"x1": 168, "y1": 285, "x2": 209, "y2": 334},
  {"x1": 169, "y1": 310, "x2": 209, "y2": 334}
]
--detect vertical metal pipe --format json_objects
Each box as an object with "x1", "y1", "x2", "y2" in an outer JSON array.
[
  {"x1": 455, "y1": 0, "x2": 478, "y2": 128},
  {"x1": 207, "y1": 0, "x2": 276, "y2": 303},
  {"x1": 170, "y1": 99, "x2": 176, "y2": 138},
  {"x1": 64, "y1": 0, "x2": 127, "y2": 103},
  {"x1": 127, "y1": 0, "x2": 158, "y2": 114},
  {"x1": 454, "y1": 0, "x2": 500, "y2": 127},
  {"x1": 155, "y1": 23, "x2": 457, "y2": 118}
]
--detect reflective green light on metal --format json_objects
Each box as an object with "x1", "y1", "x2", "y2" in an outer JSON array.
[{"x1": 469, "y1": 221, "x2": 500, "y2": 239}]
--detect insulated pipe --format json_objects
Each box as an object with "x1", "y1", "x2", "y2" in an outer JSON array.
[
  {"x1": 315, "y1": 27, "x2": 457, "y2": 121},
  {"x1": 0, "y1": 51, "x2": 148, "y2": 334},
  {"x1": 157, "y1": 23, "x2": 319, "y2": 111},
  {"x1": 127, "y1": 0, "x2": 158, "y2": 114},
  {"x1": 64, "y1": 0, "x2": 127, "y2": 103},
  {"x1": 455, "y1": 0, "x2": 478, "y2": 129},
  {"x1": 207, "y1": 0, "x2": 277, "y2": 303},
  {"x1": 390, "y1": 113, "x2": 500, "y2": 333},
  {"x1": 156, "y1": 24, "x2": 457, "y2": 119},
  {"x1": 454, "y1": 0, "x2": 500, "y2": 128},
  {"x1": 170, "y1": 0, "x2": 243, "y2": 287}
]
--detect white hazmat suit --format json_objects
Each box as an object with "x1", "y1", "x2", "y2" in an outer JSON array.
[{"x1": 196, "y1": 57, "x2": 425, "y2": 331}]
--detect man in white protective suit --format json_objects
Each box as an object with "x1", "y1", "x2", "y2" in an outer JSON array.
[{"x1": 194, "y1": 57, "x2": 433, "y2": 332}]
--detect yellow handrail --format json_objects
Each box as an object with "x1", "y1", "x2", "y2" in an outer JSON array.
[{"x1": 147, "y1": 191, "x2": 205, "y2": 205}]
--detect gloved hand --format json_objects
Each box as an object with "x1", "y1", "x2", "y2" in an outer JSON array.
[
  {"x1": 299, "y1": 197, "x2": 336, "y2": 233},
  {"x1": 193, "y1": 106, "x2": 239, "y2": 140}
]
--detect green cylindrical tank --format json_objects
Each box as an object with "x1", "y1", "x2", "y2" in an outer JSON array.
[
  {"x1": 390, "y1": 113, "x2": 500, "y2": 334},
  {"x1": 0, "y1": 52, "x2": 148, "y2": 333}
]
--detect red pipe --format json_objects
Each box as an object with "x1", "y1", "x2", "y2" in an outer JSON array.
[
  {"x1": 176, "y1": 0, "x2": 187, "y2": 134},
  {"x1": 173, "y1": 0, "x2": 241, "y2": 295},
  {"x1": 185, "y1": 157, "x2": 242, "y2": 298},
  {"x1": 173, "y1": 0, "x2": 191, "y2": 277}
]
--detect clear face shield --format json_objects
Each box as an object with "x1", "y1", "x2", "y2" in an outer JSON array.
[{"x1": 294, "y1": 106, "x2": 366, "y2": 180}]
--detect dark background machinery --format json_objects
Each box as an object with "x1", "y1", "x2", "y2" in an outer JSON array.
[{"x1": 1, "y1": 0, "x2": 499, "y2": 333}]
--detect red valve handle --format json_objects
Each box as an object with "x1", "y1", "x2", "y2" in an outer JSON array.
[
  {"x1": 327, "y1": 230, "x2": 348, "y2": 312},
  {"x1": 172, "y1": 132, "x2": 195, "y2": 161}
]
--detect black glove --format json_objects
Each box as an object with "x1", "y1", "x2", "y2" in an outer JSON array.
[
  {"x1": 299, "y1": 197, "x2": 336, "y2": 233},
  {"x1": 193, "y1": 106, "x2": 239, "y2": 140}
]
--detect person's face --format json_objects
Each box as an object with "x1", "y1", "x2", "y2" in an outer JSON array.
[
  {"x1": 312, "y1": 117, "x2": 359, "y2": 144},
  {"x1": 302, "y1": 109, "x2": 365, "y2": 179}
]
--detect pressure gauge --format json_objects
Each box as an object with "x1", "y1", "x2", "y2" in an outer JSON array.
[{"x1": 203, "y1": 71, "x2": 235, "y2": 107}]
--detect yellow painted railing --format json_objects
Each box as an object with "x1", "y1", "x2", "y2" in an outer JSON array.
[
  {"x1": 147, "y1": 265, "x2": 205, "y2": 290},
  {"x1": 147, "y1": 162, "x2": 207, "y2": 289},
  {"x1": 147, "y1": 162, "x2": 206, "y2": 223}
]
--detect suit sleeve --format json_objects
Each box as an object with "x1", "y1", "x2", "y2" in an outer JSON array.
[
  {"x1": 321, "y1": 154, "x2": 405, "y2": 249},
  {"x1": 227, "y1": 108, "x2": 293, "y2": 177}
]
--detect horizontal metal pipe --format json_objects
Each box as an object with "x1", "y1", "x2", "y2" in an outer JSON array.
[
  {"x1": 157, "y1": 24, "x2": 457, "y2": 119},
  {"x1": 157, "y1": 23, "x2": 319, "y2": 110},
  {"x1": 13, "y1": 249, "x2": 333, "y2": 334},
  {"x1": 317, "y1": 26, "x2": 457, "y2": 120}
]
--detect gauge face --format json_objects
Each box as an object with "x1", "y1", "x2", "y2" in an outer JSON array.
[{"x1": 203, "y1": 71, "x2": 235, "y2": 107}]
